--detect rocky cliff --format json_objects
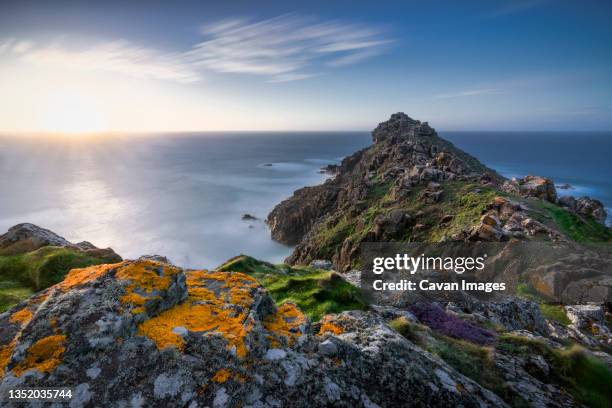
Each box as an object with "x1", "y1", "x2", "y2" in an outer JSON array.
[{"x1": 267, "y1": 113, "x2": 611, "y2": 300}]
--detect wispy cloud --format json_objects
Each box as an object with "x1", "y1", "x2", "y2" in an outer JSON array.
[
  {"x1": 434, "y1": 88, "x2": 501, "y2": 99},
  {"x1": 1, "y1": 15, "x2": 392, "y2": 83},
  {"x1": 483, "y1": 0, "x2": 549, "y2": 18},
  {"x1": 186, "y1": 15, "x2": 392, "y2": 81},
  {"x1": 20, "y1": 40, "x2": 202, "y2": 84}
]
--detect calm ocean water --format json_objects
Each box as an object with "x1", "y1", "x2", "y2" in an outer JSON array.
[{"x1": 0, "y1": 131, "x2": 610, "y2": 268}]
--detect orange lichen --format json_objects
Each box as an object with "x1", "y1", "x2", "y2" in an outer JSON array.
[
  {"x1": 264, "y1": 303, "x2": 306, "y2": 347},
  {"x1": 12, "y1": 335, "x2": 67, "y2": 377},
  {"x1": 137, "y1": 270, "x2": 257, "y2": 358},
  {"x1": 115, "y1": 261, "x2": 180, "y2": 314},
  {"x1": 0, "y1": 340, "x2": 16, "y2": 379},
  {"x1": 9, "y1": 308, "x2": 33, "y2": 326},
  {"x1": 318, "y1": 315, "x2": 344, "y2": 336},
  {"x1": 212, "y1": 368, "x2": 232, "y2": 383},
  {"x1": 60, "y1": 262, "x2": 124, "y2": 290}
]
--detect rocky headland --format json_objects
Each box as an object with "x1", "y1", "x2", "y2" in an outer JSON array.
[{"x1": 1, "y1": 113, "x2": 611, "y2": 407}]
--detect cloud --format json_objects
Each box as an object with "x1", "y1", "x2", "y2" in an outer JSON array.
[
  {"x1": 1, "y1": 15, "x2": 392, "y2": 83},
  {"x1": 0, "y1": 39, "x2": 33, "y2": 55},
  {"x1": 434, "y1": 88, "x2": 501, "y2": 99},
  {"x1": 186, "y1": 14, "x2": 392, "y2": 81},
  {"x1": 483, "y1": 0, "x2": 549, "y2": 18},
  {"x1": 20, "y1": 40, "x2": 202, "y2": 84}
]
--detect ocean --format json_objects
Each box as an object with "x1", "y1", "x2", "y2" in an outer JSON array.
[{"x1": 0, "y1": 131, "x2": 610, "y2": 268}]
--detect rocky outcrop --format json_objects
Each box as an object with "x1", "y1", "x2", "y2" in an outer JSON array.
[
  {"x1": 0, "y1": 223, "x2": 71, "y2": 255},
  {"x1": 0, "y1": 223, "x2": 119, "y2": 259},
  {"x1": 502, "y1": 175, "x2": 557, "y2": 203},
  {"x1": 0, "y1": 259, "x2": 510, "y2": 407},
  {"x1": 268, "y1": 113, "x2": 504, "y2": 270},
  {"x1": 558, "y1": 195, "x2": 607, "y2": 224}
]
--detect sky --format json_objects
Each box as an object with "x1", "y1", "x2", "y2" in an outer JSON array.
[{"x1": 0, "y1": 0, "x2": 611, "y2": 132}]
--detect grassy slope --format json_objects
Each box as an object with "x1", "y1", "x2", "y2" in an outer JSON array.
[
  {"x1": 0, "y1": 246, "x2": 121, "y2": 312},
  {"x1": 217, "y1": 255, "x2": 367, "y2": 321},
  {"x1": 390, "y1": 317, "x2": 612, "y2": 408}
]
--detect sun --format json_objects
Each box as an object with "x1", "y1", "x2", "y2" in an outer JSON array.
[{"x1": 40, "y1": 91, "x2": 107, "y2": 134}]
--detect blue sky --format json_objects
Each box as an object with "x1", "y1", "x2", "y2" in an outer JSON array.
[{"x1": 0, "y1": 0, "x2": 611, "y2": 131}]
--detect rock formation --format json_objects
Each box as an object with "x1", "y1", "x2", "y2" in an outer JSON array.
[{"x1": 0, "y1": 259, "x2": 507, "y2": 407}]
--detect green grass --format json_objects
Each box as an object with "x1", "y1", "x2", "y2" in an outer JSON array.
[
  {"x1": 516, "y1": 283, "x2": 571, "y2": 326},
  {"x1": 217, "y1": 255, "x2": 367, "y2": 321},
  {"x1": 312, "y1": 216, "x2": 355, "y2": 259},
  {"x1": 536, "y1": 202, "x2": 612, "y2": 243},
  {"x1": 0, "y1": 246, "x2": 121, "y2": 312},
  {"x1": 539, "y1": 304, "x2": 571, "y2": 326},
  {"x1": 498, "y1": 334, "x2": 612, "y2": 408},
  {"x1": 428, "y1": 182, "x2": 499, "y2": 241},
  {"x1": 428, "y1": 334, "x2": 528, "y2": 407}
]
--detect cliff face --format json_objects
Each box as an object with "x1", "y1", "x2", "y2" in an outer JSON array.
[{"x1": 268, "y1": 113, "x2": 610, "y2": 279}]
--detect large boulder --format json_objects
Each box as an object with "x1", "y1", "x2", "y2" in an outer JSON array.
[
  {"x1": 502, "y1": 176, "x2": 557, "y2": 203},
  {"x1": 0, "y1": 259, "x2": 510, "y2": 407},
  {"x1": 575, "y1": 197, "x2": 607, "y2": 224},
  {"x1": 0, "y1": 223, "x2": 71, "y2": 255}
]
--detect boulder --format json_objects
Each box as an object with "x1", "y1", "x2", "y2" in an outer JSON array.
[
  {"x1": 0, "y1": 223, "x2": 71, "y2": 255},
  {"x1": 0, "y1": 260, "x2": 509, "y2": 407},
  {"x1": 575, "y1": 197, "x2": 607, "y2": 224},
  {"x1": 502, "y1": 176, "x2": 557, "y2": 203}
]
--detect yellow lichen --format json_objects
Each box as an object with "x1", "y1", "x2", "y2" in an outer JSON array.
[
  {"x1": 318, "y1": 315, "x2": 344, "y2": 335},
  {"x1": 0, "y1": 340, "x2": 16, "y2": 379},
  {"x1": 263, "y1": 303, "x2": 306, "y2": 347},
  {"x1": 212, "y1": 368, "x2": 232, "y2": 383},
  {"x1": 12, "y1": 335, "x2": 67, "y2": 377},
  {"x1": 9, "y1": 308, "x2": 33, "y2": 326},
  {"x1": 60, "y1": 262, "x2": 124, "y2": 290},
  {"x1": 115, "y1": 261, "x2": 180, "y2": 314},
  {"x1": 137, "y1": 270, "x2": 257, "y2": 358}
]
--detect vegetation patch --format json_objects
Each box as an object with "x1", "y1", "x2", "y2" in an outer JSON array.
[
  {"x1": 539, "y1": 304, "x2": 571, "y2": 326},
  {"x1": 497, "y1": 334, "x2": 612, "y2": 408},
  {"x1": 0, "y1": 247, "x2": 120, "y2": 312},
  {"x1": 534, "y1": 202, "x2": 612, "y2": 243},
  {"x1": 218, "y1": 255, "x2": 367, "y2": 321},
  {"x1": 408, "y1": 302, "x2": 496, "y2": 345}
]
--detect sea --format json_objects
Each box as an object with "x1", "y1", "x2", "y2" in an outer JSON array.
[{"x1": 0, "y1": 131, "x2": 610, "y2": 268}]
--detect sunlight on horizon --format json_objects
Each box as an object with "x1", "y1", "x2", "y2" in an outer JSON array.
[{"x1": 40, "y1": 90, "x2": 108, "y2": 134}]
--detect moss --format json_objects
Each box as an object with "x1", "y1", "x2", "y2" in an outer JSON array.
[
  {"x1": 0, "y1": 246, "x2": 121, "y2": 311},
  {"x1": 218, "y1": 256, "x2": 368, "y2": 321},
  {"x1": 217, "y1": 255, "x2": 281, "y2": 275},
  {"x1": 262, "y1": 271, "x2": 366, "y2": 321},
  {"x1": 539, "y1": 304, "x2": 571, "y2": 326}
]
